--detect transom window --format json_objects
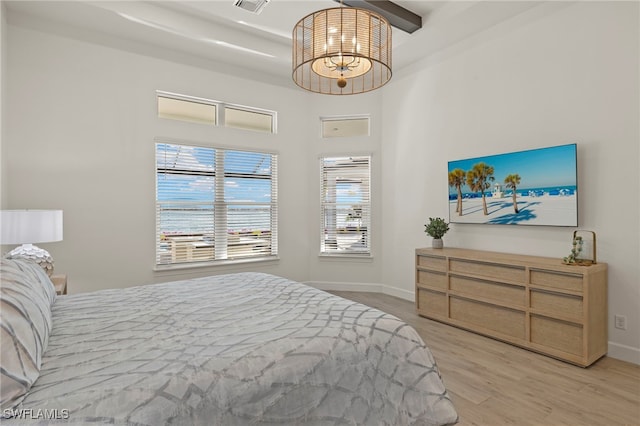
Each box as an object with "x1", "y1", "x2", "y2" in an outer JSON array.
[
  {"x1": 157, "y1": 91, "x2": 276, "y2": 134},
  {"x1": 320, "y1": 155, "x2": 371, "y2": 255},
  {"x1": 321, "y1": 116, "x2": 370, "y2": 138},
  {"x1": 156, "y1": 141, "x2": 277, "y2": 266}
]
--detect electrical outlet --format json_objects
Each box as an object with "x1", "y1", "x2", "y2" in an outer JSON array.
[{"x1": 614, "y1": 315, "x2": 627, "y2": 330}]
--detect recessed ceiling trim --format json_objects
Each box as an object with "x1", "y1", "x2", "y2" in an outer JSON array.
[
  {"x1": 116, "y1": 12, "x2": 275, "y2": 58},
  {"x1": 334, "y1": 0, "x2": 422, "y2": 34}
]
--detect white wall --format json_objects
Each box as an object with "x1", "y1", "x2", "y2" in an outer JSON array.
[
  {"x1": 303, "y1": 95, "x2": 386, "y2": 294},
  {"x1": 5, "y1": 2, "x2": 638, "y2": 364},
  {"x1": 5, "y1": 22, "x2": 382, "y2": 293},
  {"x1": 381, "y1": 1, "x2": 640, "y2": 364}
]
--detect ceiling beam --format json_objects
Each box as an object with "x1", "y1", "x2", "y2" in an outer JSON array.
[{"x1": 334, "y1": 0, "x2": 422, "y2": 34}]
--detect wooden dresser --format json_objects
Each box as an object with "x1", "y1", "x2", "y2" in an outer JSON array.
[{"x1": 415, "y1": 247, "x2": 608, "y2": 367}]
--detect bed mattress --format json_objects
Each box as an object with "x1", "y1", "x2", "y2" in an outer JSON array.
[{"x1": 6, "y1": 272, "x2": 458, "y2": 425}]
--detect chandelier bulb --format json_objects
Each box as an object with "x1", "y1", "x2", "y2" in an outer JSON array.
[{"x1": 337, "y1": 75, "x2": 347, "y2": 88}]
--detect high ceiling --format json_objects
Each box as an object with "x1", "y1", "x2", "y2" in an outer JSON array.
[{"x1": 5, "y1": 1, "x2": 546, "y2": 89}]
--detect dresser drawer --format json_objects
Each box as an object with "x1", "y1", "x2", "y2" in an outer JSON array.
[
  {"x1": 417, "y1": 255, "x2": 446, "y2": 272},
  {"x1": 531, "y1": 315, "x2": 583, "y2": 356},
  {"x1": 530, "y1": 289, "x2": 583, "y2": 320},
  {"x1": 450, "y1": 297, "x2": 525, "y2": 340},
  {"x1": 417, "y1": 288, "x2": 447, "y2": 318},
  {"x1": 450, "y1": 275, "x2": 525, "y2": 306},
  {"x1": 530, "y1": 269, "x2": 583, "y2": 293},
  {"x1": 417, "y1": 270, "x2": 447, "y2": 290},
  {"x1": 450, "y1": 259, "x2": 525, "y2": 283}
]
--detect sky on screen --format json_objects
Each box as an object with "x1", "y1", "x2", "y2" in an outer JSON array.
[{"x1": 448, "y1": 144, "x2": 577, "y2": 193}]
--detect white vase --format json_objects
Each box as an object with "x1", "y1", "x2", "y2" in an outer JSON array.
[{"x1": 432, "y1": 238, "x2": 443, "y2": 249}]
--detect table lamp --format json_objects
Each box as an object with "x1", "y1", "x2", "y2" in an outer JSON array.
[{"x1": 0, "y1": 210, "x2": 63, "y2": 276}]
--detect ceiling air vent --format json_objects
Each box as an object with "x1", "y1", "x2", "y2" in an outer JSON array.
[{"x1": 233, "y1": 0, "x2": 270, "y2": 14}]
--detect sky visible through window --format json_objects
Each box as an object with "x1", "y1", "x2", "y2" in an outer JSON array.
[
  {"x1": 334, "y1": 182, "x2": 363, "y2": 204},
  {"x1": 156, "y1": 143, "x2": 272, "y2": 203},
  {"x1": 322, "y1": 157, "x2": 367, "y2": 205}
]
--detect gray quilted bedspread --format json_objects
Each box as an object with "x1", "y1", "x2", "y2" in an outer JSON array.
[{"x1": 9, "y1": 272, "x2": 458, "y2": 425}]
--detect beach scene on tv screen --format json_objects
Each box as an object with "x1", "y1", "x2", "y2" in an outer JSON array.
[{"x1": 448, "y1": 144, "x2": 577, "y2": 226}]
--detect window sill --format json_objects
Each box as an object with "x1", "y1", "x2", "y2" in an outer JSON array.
[
  {"x1": 154, "y1": 255, "x2": 279, "y2": 273},
  {"x1": 318, "y1": 253, "x2": 373, "y2": 261}
]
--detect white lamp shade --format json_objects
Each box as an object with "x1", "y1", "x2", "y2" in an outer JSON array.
[{"x1": 0, "y1": 210, "x2": 63, "y2": 244}]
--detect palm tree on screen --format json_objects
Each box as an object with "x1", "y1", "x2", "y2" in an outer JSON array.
[
  {"x1": 448, "y1": 168, "x2": 466, "y2": 215},
  {"x1": 504, "y1": 174, "x2": 521, "y2": 214},
  {"x1": 466, "y1": 162, "x2": 495, "y2": 215}
]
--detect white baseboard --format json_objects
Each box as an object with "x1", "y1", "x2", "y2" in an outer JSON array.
[
  {"x1": 305, "y1": 281, "x2": 414, "y2": 302},
  {"x1": 380, "y1": 285, "x2": 414, "y2": 302},
  {"x1": 607, "y1": 342, "x2": 640, "y2": 365}
]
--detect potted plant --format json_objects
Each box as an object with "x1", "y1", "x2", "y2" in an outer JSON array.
[{"x1": 424, "y1": 217, "x2": 450, "y2": 249}]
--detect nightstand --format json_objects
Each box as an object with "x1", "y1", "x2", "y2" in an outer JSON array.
[{"x1": 51, "y1": 274, "x2": 68, "y2": 295}]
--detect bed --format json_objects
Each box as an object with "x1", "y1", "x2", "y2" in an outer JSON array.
[{"x1": 1, "y1": 258, "x2": 458, "y2": 425}]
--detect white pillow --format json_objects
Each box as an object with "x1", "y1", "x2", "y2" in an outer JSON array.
[{"x1": 0, "y1": 258, "x2": 55, "y2": 410}]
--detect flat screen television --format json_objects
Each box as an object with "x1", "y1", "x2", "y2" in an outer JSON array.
[{"x1": 448, "y1": 143, "x2": 578, "y2": 226}]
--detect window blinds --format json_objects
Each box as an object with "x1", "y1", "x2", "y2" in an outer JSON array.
[
  {"x1": 320, "y1": 156, "x2": 371, "y2": 255},
  {"x1": 156, "y1": 142, "x2": 277, "y2": 266}
]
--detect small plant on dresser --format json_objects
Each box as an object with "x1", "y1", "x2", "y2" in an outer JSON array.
[{"x1": 424, "y1": 217, "x2": 449, "y2": 249}]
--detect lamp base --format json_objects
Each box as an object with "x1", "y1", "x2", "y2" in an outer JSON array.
[{"x1": 4, "y1": 244, "x2": 55, "y2": 276}]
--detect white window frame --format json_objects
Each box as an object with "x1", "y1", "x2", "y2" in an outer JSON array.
[
  {"x1": 319, "y1": 154, "x2": 372, "y2": 257},
  {"x1": 157, "y1": 90, "x2": 278, "y2": 134},
  {"x1": 155, "y1": 139, "x2": 278, "y2": 269},
  {"x1": 320, "y1": 114, "x2": 370, "y2": 138}
]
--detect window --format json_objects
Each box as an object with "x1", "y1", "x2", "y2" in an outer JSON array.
[
  {"x1": 156, "y1": 142, "x2": 277, "y2": 266},
  {"x1": 157, "y1": 91, "x2": 276, "y2": 134},
  {"x1": 321, "y1": 116, "x2": 369, "y2": 138},
  {"x1": 224, "y1": 106, "x2": 274, "y2": 133},
  {"x1": 158, "y1": 96, "x2": 216, "y2": 125},
  {"x1": 320, "y1": 155, "x2": 371, "y2": 255}
]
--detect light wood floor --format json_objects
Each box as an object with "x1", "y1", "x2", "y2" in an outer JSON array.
[{"x1": 330, "y1": 291, "x2": 640, "y2": 426}]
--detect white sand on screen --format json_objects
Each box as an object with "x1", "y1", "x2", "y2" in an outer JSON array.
[{"x1": 449, "y1": 193, "x2": 577, "y2": 226}]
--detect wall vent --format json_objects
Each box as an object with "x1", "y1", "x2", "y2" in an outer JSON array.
[{"x1": 233, "y1": 0, "x2": 270, "y2": 14}]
